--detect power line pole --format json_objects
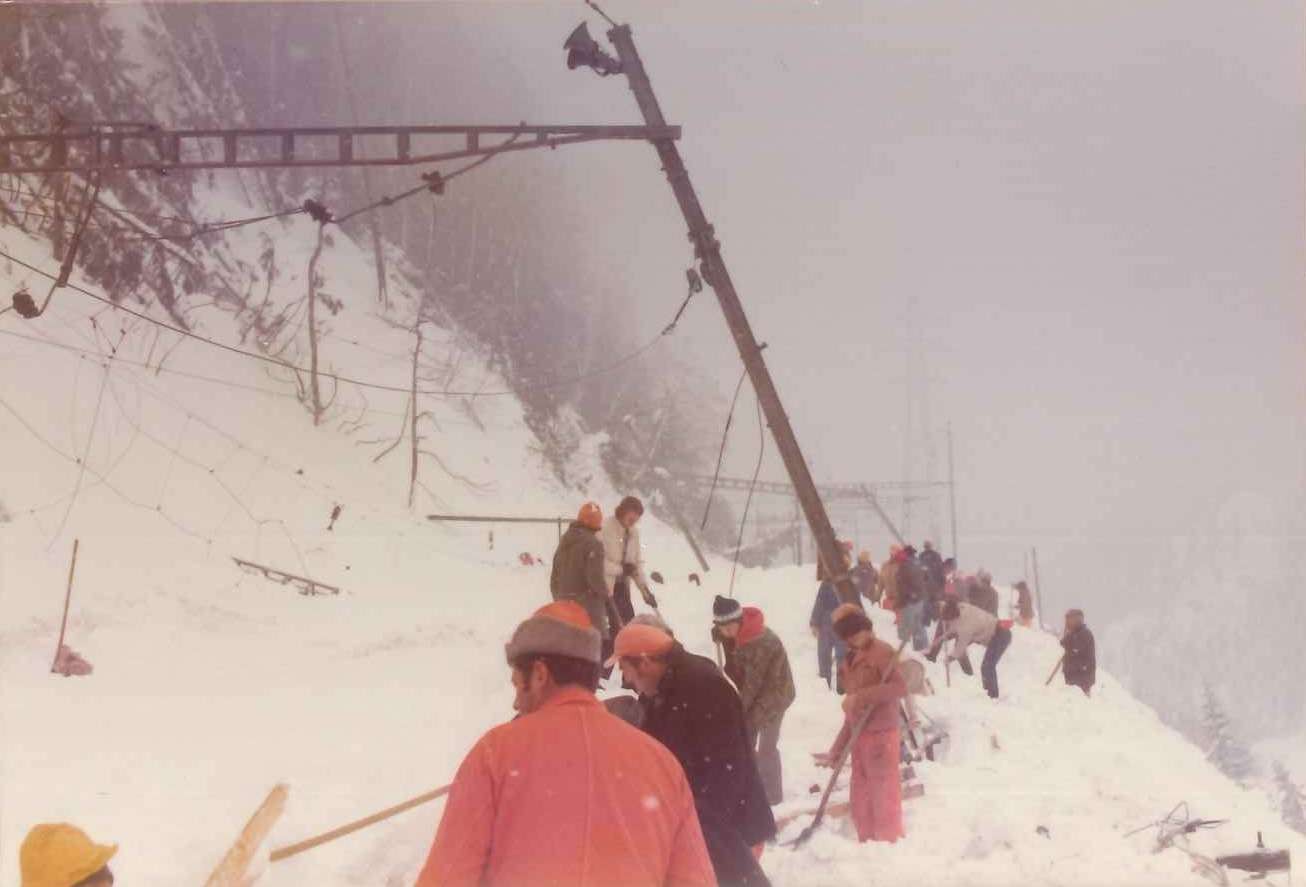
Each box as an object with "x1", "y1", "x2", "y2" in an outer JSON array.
[
  {"x1": 947, "y1": 422, "x2": 959, "y2": 561},
  {"x1": 902, "y1": 295, "x2": 916, "y2": 540},
  {"x1": 1031, "y1": 546, "x2": 1046, "y2": 631},
  {"x1": 602, "y1": 23, "x2": 856, "y2": 602}
]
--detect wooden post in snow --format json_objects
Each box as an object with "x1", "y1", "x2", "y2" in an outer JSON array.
[{"x1": 1031, "y1": 547, "x2": 1047, "y2": 631}]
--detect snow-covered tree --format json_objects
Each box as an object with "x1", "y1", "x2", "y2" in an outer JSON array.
[
  {"x1": 1200, "y1": 683, "x2": 1256, "y2": 785},
  {"x1": 1273, "y1": 761, "x2": 1306, "y2": 834}
]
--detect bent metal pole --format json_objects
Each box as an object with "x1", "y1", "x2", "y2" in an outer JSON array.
[
  {"x1": 607, "y1": 23, "x2": 857, "y2": 603},
  {"x1": 51, "y1": 538, "x2": 79, "y2": 671}
]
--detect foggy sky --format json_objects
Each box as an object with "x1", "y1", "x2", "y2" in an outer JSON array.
[{"x1": 332, "y1": 1, "x2": 1304, "y2": 621}]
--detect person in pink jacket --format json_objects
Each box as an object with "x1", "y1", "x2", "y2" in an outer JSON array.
[
  {"x1": 415, "y1": 601, "x2": 716, "y2": 887},
  {"x1": 813, "y1": 604, "x2": 907, "y2": 843}
]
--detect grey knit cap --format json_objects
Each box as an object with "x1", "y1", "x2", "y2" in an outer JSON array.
[{"x1": 504, "y1": 601, "x2": 602, "y2": 665}]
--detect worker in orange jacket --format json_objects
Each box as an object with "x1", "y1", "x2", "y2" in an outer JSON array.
[{"x1": 415, "y1": 601, "x2": 716, "y2": 887}]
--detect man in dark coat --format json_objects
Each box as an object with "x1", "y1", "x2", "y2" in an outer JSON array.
[
  {"x1": 852, "y1": 551, "x2": 879, "y2": 604},
  {"x1": 613, "y1": 623, "x2": 776, "y2": 887},
  {"x1": 1061, "y1": 609, "x2": 1096, "y2": 696},
  {"x1": 894, "y1": 547, "x2": 929, "y2": 651},
  {"x1": 809, "y1": 580, "x2": 845, "y2": 691},
  {"x1": 550, "y1": 502, "x2": 612, "y2": 652},
  {"x1": 918, "y1": 541, "x2": 947, "y2": 620}
]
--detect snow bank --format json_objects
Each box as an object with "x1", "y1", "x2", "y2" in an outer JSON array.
[{"x1": 4, "y1": 203, "x2": 1302, "y2": 887}]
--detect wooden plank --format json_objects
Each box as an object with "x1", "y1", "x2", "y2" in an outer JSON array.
[
  {"x1": 271, "y1": 784, "x2": 450, "y2": 863},
  {"x1": 204, "y1": 784, "x2": 289, "y2": 887}
]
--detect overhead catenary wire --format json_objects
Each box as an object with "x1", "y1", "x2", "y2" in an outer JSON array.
[
  {"x1": 46, "y1": 325, "x2": 122, "y2": 545},
  {"x1": 0, "y1": 247, "x2": 679, "y2": 399},
  {"x1": 0, "y1": 316, "x2": 519, "y2": 544}
]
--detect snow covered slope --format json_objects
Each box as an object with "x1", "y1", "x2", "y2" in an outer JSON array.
[{"x1": 3, "y1": 221, "x2": 1303, "y2": 886}]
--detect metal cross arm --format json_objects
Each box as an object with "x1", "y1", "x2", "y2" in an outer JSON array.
[{"x1": 0, "y1": 123, "x2": 681, "y2": 173}]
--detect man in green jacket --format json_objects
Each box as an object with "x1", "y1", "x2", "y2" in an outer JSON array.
[
  {"x1": 550, "y1": 502, "x2": 613, "y2": 662},
  {"x1": 716, "y1": 605, "x2": 796, "y2": 805}
]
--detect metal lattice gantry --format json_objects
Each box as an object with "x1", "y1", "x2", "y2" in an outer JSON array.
[
  {"x1": 0, "y1": 123, "x2": 681, "y2": 173},
  {"x1": 676, "y1": 473, "x2": 952, "y2": 554}
]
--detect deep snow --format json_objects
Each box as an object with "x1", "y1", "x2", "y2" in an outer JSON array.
[{"x1": 3, "y1": 213, "x2": 1303, "y2": 887}]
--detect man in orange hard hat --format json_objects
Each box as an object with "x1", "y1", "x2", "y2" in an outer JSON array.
[
  {"x1": 550, "y1": 501, "x2": 616, "y2": 667},
  {"x1": 20, "y1": 823, "x2": 116, "y2": 887}
]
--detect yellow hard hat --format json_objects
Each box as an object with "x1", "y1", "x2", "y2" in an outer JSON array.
[{"x1": 20, "y1": 824, "x2": 117, "y2": 887}]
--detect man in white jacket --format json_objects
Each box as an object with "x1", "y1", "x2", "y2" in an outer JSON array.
[
  {"x1": 925, "y1": 599, "x2": 1013, "y2": 699},
  {"x1": 602, "y1": 496, "x2": 658, "y2": 625}
]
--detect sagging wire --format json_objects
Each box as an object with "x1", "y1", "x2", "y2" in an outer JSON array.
[
  {"x1": 700, "y1": 366, "x2": 748, "y2": 531},
  {"x1": 0, "y1": 246, "x2": 682, "y2": 399},
  {"x1": 46, "y1": 325, "x2": 124, "y2": 547},
  {"x1": 727, "y1": 390, "x2": 766, "y2": 599}
]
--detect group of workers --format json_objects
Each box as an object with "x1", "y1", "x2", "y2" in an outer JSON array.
[{"x1": 17, "y1": 499, "x2": 1098, "y2": 887}]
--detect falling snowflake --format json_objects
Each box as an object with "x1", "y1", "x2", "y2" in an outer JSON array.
[{"x1": 642, "y1": 795, "x2": 661, "y2": 811}]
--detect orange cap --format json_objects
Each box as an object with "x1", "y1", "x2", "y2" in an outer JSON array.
[
  {"x1": 605, "y1": 622, "x2": 674, "y2": 667},
  {"x1": 578, "y1": 501, "x2": 603, "y2": 530},
  {"x1": 534, "y1": 600, "x2": 593, "y2": 629}
]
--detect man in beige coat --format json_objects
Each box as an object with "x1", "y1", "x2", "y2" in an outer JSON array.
[{"x1": 601, "y1": 496, "x2": 657, "y2": 625}]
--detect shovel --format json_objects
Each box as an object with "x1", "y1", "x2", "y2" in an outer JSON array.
[{"x1": 1044, "y1": 654, "x2": 1065, "y2": 686}]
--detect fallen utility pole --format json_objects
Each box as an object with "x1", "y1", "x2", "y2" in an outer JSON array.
[{"x1": 564, "y1": 24, "x2": 859, "y2": 602}]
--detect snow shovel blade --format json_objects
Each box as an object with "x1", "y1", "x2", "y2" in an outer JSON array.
[{"x1": 784, "y1": 817, "x2": 823, "y2": 849}]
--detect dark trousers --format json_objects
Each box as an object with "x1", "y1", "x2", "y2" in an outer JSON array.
[
  {"x1": 817, "y1": 629, "x2": 846, "y2": 692},
  {"x1": 981, "y1": 626, "x2": 1012, "y2": 698},
  {"x1": 746, "y1": 717, "x2": 784, "y2": 805},
  {"x1": 613, "y1": 578, "x2": 636, "y2": 624}
]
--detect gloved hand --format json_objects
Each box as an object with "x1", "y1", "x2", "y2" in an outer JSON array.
[
  {"x1": 924, "y1": 647, "x2": 939, "y2": 663},
  {"x1": 641, "y1": 588, "x2": 658, "y2": 608}
]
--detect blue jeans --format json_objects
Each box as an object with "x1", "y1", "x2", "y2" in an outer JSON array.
[
  {"x1": 981, "y1": 626, "x2": 1012, "y2": 698},
  {"x1": 897, "y1": 601, "x2": 929, "y2": 652},
  {"x1": 817, "y1": 629, "x2": 846, "y2": 690}
]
